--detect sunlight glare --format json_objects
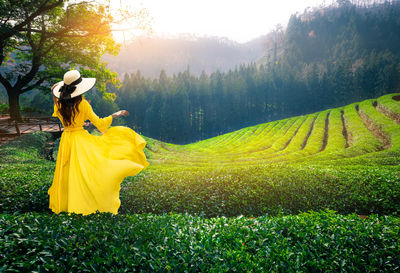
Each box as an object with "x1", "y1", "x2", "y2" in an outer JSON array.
[{"x1": 111, "y1": 0, "x2": 331, "y2": 43}]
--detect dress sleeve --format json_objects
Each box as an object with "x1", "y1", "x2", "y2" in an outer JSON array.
[{"x1": 84, "y1": 100, "x2": 113, "y2": 132}]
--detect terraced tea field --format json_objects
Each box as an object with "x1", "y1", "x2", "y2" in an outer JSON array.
[
  {"x1": 1, "y1": 93, "x2": 400, "y2": 272},
  {"x1": 145, "y1": 93, "x2": 400, "y2": 167}
]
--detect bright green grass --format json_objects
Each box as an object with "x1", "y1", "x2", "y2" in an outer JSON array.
[{"x1": 145, "y1": 93, "x2": 400, "y2": 167}]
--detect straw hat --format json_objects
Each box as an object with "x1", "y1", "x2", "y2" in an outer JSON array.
[{"x1": 53, "y1": 70, "x2": 96, "y2": 99}]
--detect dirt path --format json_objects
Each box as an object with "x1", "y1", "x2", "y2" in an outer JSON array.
[
  {"x1": 375, "y1": 102, "x2": 400, "y2": 125},
  {"x1": 341, "y1": 110, "x2": 350, "y2": 148},
  {"x1": 320, "y1": 112, "x2": 331, "y2": 152},
  {"x1": 301, "y1": 114, "x2": 319, "y2": 150},
  {"x1": 0, "y1": 135, "x2": 19, "y2": 145},
  {"x1": 356, "y1": 104, "x2": 391, "y2": 149},
  {"x1": 283, "y1": 117, "x2": 307, "y2": 151}
]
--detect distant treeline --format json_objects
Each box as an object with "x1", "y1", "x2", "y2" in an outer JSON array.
[{"x1": 112, "y1": 1, "x2": 400, "y2": 144}]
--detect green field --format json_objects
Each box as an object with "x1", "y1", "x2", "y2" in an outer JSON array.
[
  {"x1": 144, "y1": 93, "x2": 400, "y2": 166},
  {"x1": 1, "y1": 93, "x2": 400, "y2": 271}
]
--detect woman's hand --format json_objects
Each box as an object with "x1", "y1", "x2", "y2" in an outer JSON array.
[
  {"x1": 51, "y1": 83, "x2": 58, "y2": 104},
  {"x1": 51, "y1": 83, "x2": 58, "y2": 91},
  {"x1": 112, "y1": 110, "x2": 129, "y2": 118}
]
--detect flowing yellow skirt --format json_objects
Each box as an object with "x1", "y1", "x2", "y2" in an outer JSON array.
[{"x1": 48, "y1": 126, "x2": 149, "y2": 216}]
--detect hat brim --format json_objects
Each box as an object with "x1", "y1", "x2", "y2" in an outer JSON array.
[{"x1": 53, "y1": 78, "x2": 96, "y2": 99}]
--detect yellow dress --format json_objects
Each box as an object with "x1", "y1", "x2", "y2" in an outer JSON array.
[{"x1": 48, "y1": 97, "x2": 149, "y2": 216}]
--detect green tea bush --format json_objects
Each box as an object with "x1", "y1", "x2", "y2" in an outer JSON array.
[
  {"x1": 120, "y1": 164, "x2": 400, "y2": 217},
  {"x1": 0, "y1": 131, "x2": 53, "y2": 164},
  {"x1": 1, "y1": 210, "x2": 399, "y2": 272},
  {"x1": 276, "y1": 114, "x2": 318, "y2": 155},
  {"x1": 2, "y1": 94, "x2": 400, "y2": 217},
  {"x1": 378, "y1": 93, "x2": 400, "y2": 115},
  {"x1": 2, "y1": 130, "x2": 400, "y2": 217},
  {"x1": 324, "y1": 108, "x2": 347, "y2": 151},
  {"x1": 270, "y1": 116, "x2": 306, "y2": 151},
  {"x1": 0, "y1": 103, "x2": 9, "y2": 114},
  {"x1": 0, "y1": 132, "x2": 54, "y2": 213},
  {"x1": 360, "y1": 99, "x2": 400, "y2": 151},
  {"x1": 341, "y1": 104, "x2": 382, "y2": 155},
  {"x1": 0, "y1": 163, "x2": 54, "y2": 213},
  {"x1": 2, "y1": 94, "x2": 399, "y2": 272}
]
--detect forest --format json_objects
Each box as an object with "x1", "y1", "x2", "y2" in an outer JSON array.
[{"x1": 9, "y1": 0, "x2": 400, "y2": 144}]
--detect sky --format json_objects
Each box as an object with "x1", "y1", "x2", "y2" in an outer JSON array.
[{"x1": 110, "y1": 0, "x2": 332, "y2": 44}]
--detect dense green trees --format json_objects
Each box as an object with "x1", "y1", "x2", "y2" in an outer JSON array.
[
  {"x1": 118, "y1": 56, "x2": 398, "y2": 144},
  {"x1": 114, "y1": 1, "x2": 400, "y2": 144}
]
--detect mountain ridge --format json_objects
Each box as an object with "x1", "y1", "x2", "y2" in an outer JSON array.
[{"x1": 102, "y1": 35, "x2": 269, "y2": 78}]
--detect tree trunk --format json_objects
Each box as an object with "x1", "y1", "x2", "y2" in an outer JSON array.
[{"x1": 8, "y1": 91, "x2": 23, "y2": 122}]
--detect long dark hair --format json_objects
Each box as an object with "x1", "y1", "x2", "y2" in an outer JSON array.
[{"x1": 56, "y1": 95, "x2": 82, "y2": 126}]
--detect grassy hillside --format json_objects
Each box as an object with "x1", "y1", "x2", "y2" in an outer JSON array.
[
  {"x1": 144, "y1": 93, "x2": 400, "y2": 166},
  {"x1": 115, "y1": 93, "x2": 400, "y2": 217},
  {"x1": 2, "y1": 93, "x2": 400, "y2": 217},
  {"x1": 1, "y1": 93, "x2": 400, "y2": 271}
]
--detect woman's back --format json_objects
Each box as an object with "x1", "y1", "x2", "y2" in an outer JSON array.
[{"x1": 53, "y1": 97, "x2": 113, "y2": 132}]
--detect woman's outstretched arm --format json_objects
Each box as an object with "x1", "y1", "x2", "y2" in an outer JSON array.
[
  {"x1": 111, "y1": 110, "x2": 129, "y2": 118},
  {"x1": 85, "y1": 99, "x2": 129, "y2": 132}
]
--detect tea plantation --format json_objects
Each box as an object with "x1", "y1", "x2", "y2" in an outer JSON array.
[{"x1": 1, "y1": 93, "x2": 400, "y2": 272}]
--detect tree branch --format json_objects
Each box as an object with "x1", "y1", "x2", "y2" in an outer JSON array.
[
  {"x1": 39, "y1": 15, "x2": 46, "y2": 49},
  {"x1": 0, "y1": 0, "x2": 64, "y2": 41},
  {"x1": 0, "y1": 9, "x2": 14, "y2": 26},
  {"x1": 0, "y1": 72, "x2": 13, "y2": 92},
  {"x1": 41, "y1": 40, "x2": 58, "y2": 56},
  {"x1": 21, "y1": 77, "x2": 48, "y2": 93},
  {"x1": 14, "y1": 49, "x2": 42, "y2": 91},
  {"x1": 26, "y1": 23, "x2": 36, "y2": 52}
]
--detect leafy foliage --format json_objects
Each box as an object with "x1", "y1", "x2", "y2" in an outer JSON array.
[
  {"x1": 120, "y1": 165, "x2": 400, "y2": 217},
  {"x1": 1, "y1": 210, "x2": 400, "y2": 272},
  {"x1": 0, "y1": 0, "x2": 126, "y2": 120}
]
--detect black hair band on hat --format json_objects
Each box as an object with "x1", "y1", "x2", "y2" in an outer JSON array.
[{"x1": 60, "y1": 76, "x2": 83, "y2": 99}]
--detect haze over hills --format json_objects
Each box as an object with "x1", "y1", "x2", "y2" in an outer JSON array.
[{"x1": 101, "y1": 35, "x2": 269, "y2": 78}]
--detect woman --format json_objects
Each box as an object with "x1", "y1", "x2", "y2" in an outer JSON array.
[{"x1": 48, "y1": 69, "x2": 149, "y2": 216}]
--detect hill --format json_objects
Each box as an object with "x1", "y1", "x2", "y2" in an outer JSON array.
[
  {"x1": 259, "y1": 0, "x2": 400, "y2": 65},
  {"x1": 1, "y1": 93, "x2": 400, "y2": 271},
  {"x1": 101, "y1": 35, "x2": 268, "y2": 78},
  {"x1": 3, "y1": 93, "x2": 399, "y2": 216},
  {"x1": 122, "y1": 93, "x2": 399, "y2": 218},
  {"x1": 145, "y1": 93, "x2": 400, "y2": 166}
]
